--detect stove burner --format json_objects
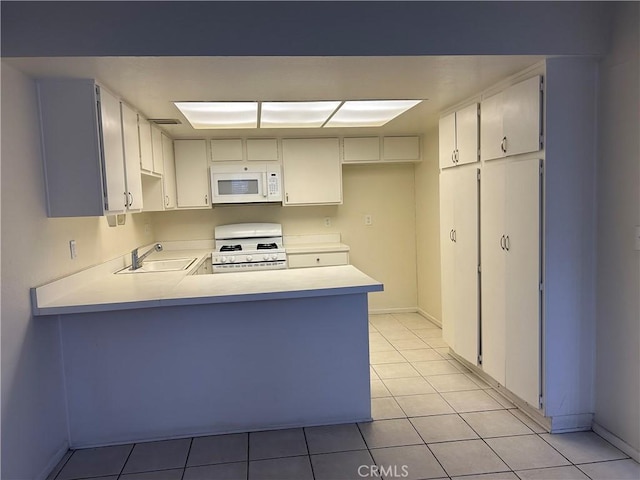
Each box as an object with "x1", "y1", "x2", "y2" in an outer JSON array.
[
  {"x1": 257, "y1": 243, "x2": 278, "y2": 250},
  {"x1": 220, "y1": 245, "x2": 242, "y2": 252}
]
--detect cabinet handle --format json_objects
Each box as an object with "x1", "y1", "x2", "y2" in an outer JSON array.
[
  {"x1": 451, "y1": 151, "x2": 456, "y2": 164},
  {"x1": 501, "y1": 136, "x2": 507, "y2": 153},
  {"x1": 455, "y1": 149, "x2": 459, "y2": 163},
  {"x1": 500, "y1": 235, "x2": 505, "y2": 250},
  {"x1": 165, "y1": 195, "x2": 170, "y2": 207},
  {"x1": 452, "y1": 230, "x2": 457, "y2": 243},
  {"x1": 450, "y1": 229, "x2": 454, "y2": 241},
  {"x1": 129, "y1": 192, "x2": 133, "y2": 207},
  {"x1": 505, "y1": 235, "x2": 510, "y2": 251},
  {"x1": 205, "y1": 194, "x2": 208, "y2": 204},
  {"x1": 286, "y1": 193, "x2": 289, "y2": 202},
  {"x1": 124, "y1": 192, "x2": 128, "y2": 207}
]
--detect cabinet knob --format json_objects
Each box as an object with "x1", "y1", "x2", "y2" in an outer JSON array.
[{"x1": 316, "y1": 258, "x2": 320, "y2": 263}]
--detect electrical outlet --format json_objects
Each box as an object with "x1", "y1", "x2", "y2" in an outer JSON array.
[
  {"x1": 144, "y1": 223, "x2": 152, "y2": 236},
  {"x1": 324, "y1": 217, "x2": 331, "y2": 227},
  {"x1": 69, "y1": 240, "x2": 77, "y2": 259},
  {"x1": 364, "y1": 214, "x2": 373, "y2": 226}
]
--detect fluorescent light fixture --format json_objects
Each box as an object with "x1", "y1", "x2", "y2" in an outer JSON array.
[
  {"x1": 174, "y1": 102, "x2": 258, "y2": 129},
  {"x1": 324, "y1": 100, "x2": 422, "y2": 127},
  {"x1": 261, "y1": 101, "x2": 341, "y2": 128}
]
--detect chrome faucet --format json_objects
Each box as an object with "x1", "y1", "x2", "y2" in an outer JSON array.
[{"x1": 131, "y1": 243, "x2": 163, "y2": 270}]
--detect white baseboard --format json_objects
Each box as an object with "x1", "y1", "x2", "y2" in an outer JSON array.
[
  {"x1": 593, "y1": 422, "x2": 640, "y2": 462},
  {"x1": 369, "y1": 307, "x2": 418, "y2": 315},
  {"x1": 416, "y1": 308, "x2": 441, "y2": 327},
  {"x1": 39, "y1": 441, "x2": 70, "y2": 480}
]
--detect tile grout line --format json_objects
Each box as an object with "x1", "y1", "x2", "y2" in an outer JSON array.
[
  {"x1": 301, "y1": 428, "x2": 316, "y2": 480},
  {"x1": 116, "y1": 443, "x2": 136, "y2": 480},
  {"x1": 179, "y1": 437, "x2": 194, "y2": 480}
]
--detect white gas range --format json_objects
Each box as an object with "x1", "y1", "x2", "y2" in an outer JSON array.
[{"x1": 212, "y1": 223, "x2": 287, "y2": 273}]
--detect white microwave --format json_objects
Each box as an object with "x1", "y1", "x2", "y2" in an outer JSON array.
[{"x1": 210, "y1": 163, "x2": 283, "y2": 204}]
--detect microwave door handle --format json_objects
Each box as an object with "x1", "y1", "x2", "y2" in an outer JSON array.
[{"x1": 262, "y1": 173, "x2": 268, "y2": 198}]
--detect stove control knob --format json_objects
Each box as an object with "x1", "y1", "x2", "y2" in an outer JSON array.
[
  {"x1": 270, "y1": 254, "x2": 278, "y2": 261},
  {"x1": 221, "y1": 256, "x2": 227, "y2": 263},
  {"x1": 229, "y1": 256, "x2": 236, "y2": 262},
  {"x1": 246, "y1": 255, "x2": 253, "y2": 262},
  {"x1": 263, "y1": 254, "x2": 269, "y2": 261}
]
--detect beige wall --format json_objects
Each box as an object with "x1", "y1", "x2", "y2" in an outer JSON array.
[
  {"x1": 594, "y1": 2, "x2": 640, "y2": 457},
  {"x1": 1, "y1": 63, "x2": 154, "y2": 479},
  {"x1": 414, "y1": 128, "x2": 442, "y2": 324},
  {"x1": 152, "y1": 163, "x2": 418, "y2": 311}
]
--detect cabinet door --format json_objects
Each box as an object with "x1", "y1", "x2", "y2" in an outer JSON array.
[
  {"x1": 343, "y1": 137, "x2": 380, "y2": 163},
  {"x1": 503, "y1": 76, "x2": 542, "y2": 157},
  {"x1": 98, "y1": 87, "x2": 127, "y2": 214},
  {"x1": 247, "y1": 138, "x2": 278, "y2": 161},
  {"x1": 480, "y1": 91, "x2": 505, "y2": 161},
  {"x1": 383, "y1": 136, "x2": 420, "y2": 161},
  {"x1": 505, "y1": 158, "x2": 541, "y2": 407},
  {"x1": 150, "y1": 125, "x2": 165, "y2": 175},
  {"x1": 282, "y1": 138, "x2": 342, "y2": 205},
  {"x1": 438, "y1": 113, "x2": 457, "y2": 169},
  {"x1": 439, "y1": 169, "x2": 457, "y2": 348},
  {"x1": 456, "y1": 103, "x2": 479, "y2": 166},
  {"x1": 211, "y1": 139, "x2": 243, "y2": 162},
  {"x1": 480, "y1": 162, "x2": 507, "y2": 385},
  {"x1": 121, "y1": 103, "x2": 144, "y2": 211},
  {"x1": 161, "y1": 134, "x2": 177, "y2": 209},
  {"x1": 453, "y1": 167, "x2": 480, "y2": 365},
  {"x1": 174, "y1": 139, "x2": 210, "y2": 208},
  {"x1": 138, "y1": 116, "x2": 154, "y2": 172}
]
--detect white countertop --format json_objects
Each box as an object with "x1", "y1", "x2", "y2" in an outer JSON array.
[{"x1": 31, "y1": 249, "x2": 382, "y2": 316}]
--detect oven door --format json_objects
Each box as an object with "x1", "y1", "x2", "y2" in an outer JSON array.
[{"x1": 211, "y1": 171, "x2": 268, "y2": 204}]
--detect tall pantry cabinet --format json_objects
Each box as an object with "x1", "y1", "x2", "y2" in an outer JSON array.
[
  {"x1": 439, "y1": 106, "x2": 480, "y2": 367},
  {"x1": 439, "y1": 58, "x2": 598, "y2": 432}
]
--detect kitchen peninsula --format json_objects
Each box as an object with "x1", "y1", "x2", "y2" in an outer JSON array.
[{"x1": 32, "y1": 248, "x2": 383, "y2": 448}]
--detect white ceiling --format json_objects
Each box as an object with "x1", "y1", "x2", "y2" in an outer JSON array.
[{"x1": 6, "y1": 55, "x2": 544, "y2": 138}]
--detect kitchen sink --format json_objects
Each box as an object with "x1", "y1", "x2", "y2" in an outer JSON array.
[{"x1": 116, "y1": 258, "x2": 197, "y2": 274}]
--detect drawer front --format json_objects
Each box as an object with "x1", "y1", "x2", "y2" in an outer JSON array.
[{"x1": 287, "y1": 252, "x2": 349, "y2": 268}]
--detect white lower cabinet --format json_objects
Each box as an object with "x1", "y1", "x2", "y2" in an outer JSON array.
[
  {"x1": 481, "y1": 158, "x2": 542, "y2": 407},
  {"x1": 287, "y1": 252, "x2": 349, "y2": 269},
  {"x1": 439, "y1": 166, "x2": 480, "y2": 366},
  {"x1": 174, "y1": 139, "x2": 210, "y2": 208}
]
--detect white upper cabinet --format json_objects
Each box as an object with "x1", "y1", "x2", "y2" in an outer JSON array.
[
  {"x1": 174, "y1": 139, "x2": 211, "y2": 208},
  {"x1": 247, "y1": 138, "x2": 278, "y2": 161},
  {"x1": 161, "y1": 133, "x2": 177, "y2": 209},
  {"x1": 138, "y1": 116, "x2": 154, "y2": 173},
  {"x1": 211, "y1": 139, "x2": 243, "y2": 162},
  {"x1": 343, "y1": 137, "x2": 380, "y2": 163},
  {"x1": 120, "y1": 103, "x2": 144, "y2": 211},
  {"x1": 438, "y1": 112, "x2": 457, "y2": 169},
  {"x1": 98, "y1": 87, "x2": 128, "y2": 215},
  {"x1": 382, "y1": 136, "x2": 421, "y2": 162},
  {"x1": 36, "y1": 79, "x2": 129, "y2": 216},
  {"x1": 150, "y1": 125, "x2": 165, "y2": 175},
  {"x1": 439, "y1": 103, "x2": 479, "y2": 169},
  {"x1": 282, "y1": 138, "x2": 342, "y2": 205},
  {"x1": 481, "y1": 76, "x2": 542, "y2": 161}
]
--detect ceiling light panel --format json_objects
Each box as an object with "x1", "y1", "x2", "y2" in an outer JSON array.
[
  {"x1": 325, "y1": 100, "x2": 422, "y2": 127},
  {"x1": 174, "y1": 102, "x2": 258, "y2": 129},
  {"x1": 261, "y1": 101, "x2": 341, "y2": 128}
]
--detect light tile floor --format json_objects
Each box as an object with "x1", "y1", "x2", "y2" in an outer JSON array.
[{"x1": 49, "y1": 313, "x2": 639, "y2": 480}]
